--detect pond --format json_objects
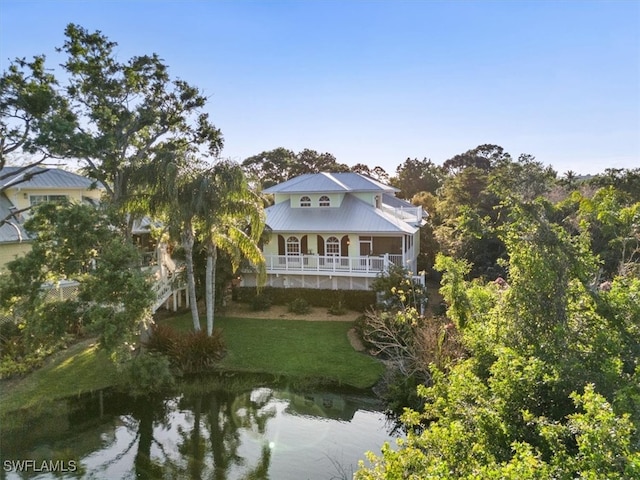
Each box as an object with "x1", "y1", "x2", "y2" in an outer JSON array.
[{"x1": 1, "y1": 376, "x2": 398, "y2": 479}]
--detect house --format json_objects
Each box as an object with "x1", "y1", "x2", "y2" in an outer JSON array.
[
  {"x1": 0, "y1": 166, "x2": 103, "y2": 269},
  {"x1": 241, "y1": 172, "x2": 427, "y2": 290}
]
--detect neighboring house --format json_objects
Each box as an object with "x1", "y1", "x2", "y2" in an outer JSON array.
[
  {"x1": 0, "y1": 166, "x2": 103, "y2": 269},
  {"x1": 242, "y1": 172, "x2": 427, "y2": 291}
]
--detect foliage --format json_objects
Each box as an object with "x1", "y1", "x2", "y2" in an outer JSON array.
[
  {"x1": 241, "y1": 147, "x2": 350, "y2": 189},
  {"x1": 287, "y1": 297, "x2": 310, "y2": 314},
  {"x1": 56, "y1": 24, "x2": 223, "y2": 214},
  {"x1": 575, "y1": 186, "x2": 640, "y2": 277},
  {"x1": 357, "y1": 379, "x2": 639, "y2": 479},
  {"x1": 236, "y1": 286, "x2": 376, "y2": 312},
  {"x1": 391, "y1": 157, "x2": 443, "y2": 199},
  {"x1": 371, "y1": 264, "x2": 427, "y2": 311},
  {"x1": 0, "y1": 339, "x2": 64, "y2": 379},
  {"x1": 327, "y1": 300, "x2": 346, "y2": 316},
  {"x1": 0, "y1": 55, "x2": 73, "y2": 172},
  {"x1": 250, "y1": 293, "x2": 272, "y2": 311},
  {"x1": 79, "y1": 237, "x2": 154, "y2": 355},
  {"x1": 117, "y1": 352, "x2": 175, "y2": 397},
  {"x1": 357, "y1": 196, "x2": 640, "y2": 478},
  {"x1": 146, "y1": 324, "x2": 226, "y2": 374}
]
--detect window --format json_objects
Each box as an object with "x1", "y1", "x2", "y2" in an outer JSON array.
[
  {"x1": 326, "y1": 236, "x2": 340, "y2": 256},
  {"x1": 30, "y1": 195, "x2": 68, "y2": 206},
  {"x1": 286, "y1": 236, "x2": 300, "y2": 256},
  {"x1": 319, "y1": 195, "x2": 330, "y2": 207},
  {"x1": 300, "y1": 196, "x2": 311, "y2": 207}
]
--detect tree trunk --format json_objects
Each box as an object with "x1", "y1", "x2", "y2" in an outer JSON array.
[
  {"x1": 206, "y1": 240, "x2": 217, "y2": 336},
  {"x1": 182, "y1": 222, "x2": 200, "y2": 331}
]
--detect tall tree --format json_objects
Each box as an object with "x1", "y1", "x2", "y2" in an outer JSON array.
[
  {"x1": 241, "y1": 147, "x2": 348, "y2": 188},
  {"x1": 0, "y1": 56, "x2": 74, "y2": 173},
  {"x1": 391, "y1": 157, "x2": 443, "y2": 199},
  {"x1": 56, "y1": 24, "x2": 223, "y2": 232},
  {"x1": 0, "y1": 55, "x2": 77, "y2": 228},
  {"x1": 197, "y1": 162, "x2": 266, "y2": 335},
  {"x1": 289, "y1": 148, "x2": 350, "y2": 177},
  {"x1": 442, "y1": 144, "x2": 510, "y2": 175},
  {"x1": 147, "y1": 160, "x2": 205, "y2": 332},
  {"x1": 241, "y1": 147, "x2": 296, "y2": 189}
]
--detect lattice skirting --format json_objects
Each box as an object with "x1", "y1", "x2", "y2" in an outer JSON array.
[{"x1": 241, "y1": 273, "x2": 374, "y2": 291}]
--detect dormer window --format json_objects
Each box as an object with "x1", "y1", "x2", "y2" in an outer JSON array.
[
  {"x1": 300, "y1": 196, "x2": 311, "y2": 207},
  {"x1": 319, "y1": 195, "x2": 330, "y2": 207}
]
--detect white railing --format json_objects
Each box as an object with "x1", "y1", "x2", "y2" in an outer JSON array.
[
  {"x1": 151, "y1": 267, "x2": 186, "y2": 312},
  {"x1": 381, "y1": 205, "x2": 423, "y2": 223},
  {"x1": 264, "y1": 254, "x2": 404, "y2": 275}
]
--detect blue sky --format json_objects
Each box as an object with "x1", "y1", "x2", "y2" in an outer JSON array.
[{"x1": 1, "y1": 0, "x2": 638, "y2": 175}]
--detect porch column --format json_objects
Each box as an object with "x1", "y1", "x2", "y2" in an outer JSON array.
[{"x1": 402, "y1": 235, "x2": 407, "y2": 267}]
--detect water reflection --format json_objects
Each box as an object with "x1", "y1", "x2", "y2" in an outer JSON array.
[{"x1": 1, "y1": 377, "x2": 395, "y2": 480}]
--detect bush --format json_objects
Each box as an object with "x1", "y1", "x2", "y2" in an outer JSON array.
[
  {"x1": 236, "y1": 287, "x2": 375, "y2": 311},
  {"x1": 118, "y1": 352, "x2": 175, "y2": 396},
  {"x1": 24, "y1": 300, "x2": 82, "y2": 340},
  {"x1": 173, "y1": 330, "x2": 226, "y2": 374},
  {"x1": 147, "y1": 324, "x2": 226, "y2": 374},
  {"x1": 328, "y1": 301, "x2": 346, "y2": 316},
  {"x1": 288, "y1": 298, "x2": 310, "y2": 314},
  {"x1": 250, "y1": 293, "x2": 272, "y2": 311}
]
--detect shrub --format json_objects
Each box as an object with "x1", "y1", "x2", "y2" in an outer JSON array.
[
  {"x1": 328, "y1": 301, "x2": 346, "y2": 316},
  {"x1": 147, "y1": 325, "x2": 226, "y2": 374},
  {"x1": 250, "y1": 293, "x2": 272, "y2": 311},
  {"x1": 288, "y1": 298, "x2": 310, "y2": 314},
  {"x1": 118, "y1": 352, "x2": 175, "y2": 396},
  {"x1": 236, "y1": 287, "x2": 375, "y2": 311},
  {"x1": 27, "y1": 300, "x2": 82, "y2": 338}
]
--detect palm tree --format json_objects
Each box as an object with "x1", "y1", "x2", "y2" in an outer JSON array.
[
  {"x1": 197, "y1": 162, "x2": 266, "y2": 336},
  {"x1": 147, "y1": 160, "x2": 205, "y2": 332}
]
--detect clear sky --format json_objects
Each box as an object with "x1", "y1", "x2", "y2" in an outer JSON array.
[{"x1": 1, "y1": 0, "x2": 638, "y2": 175}]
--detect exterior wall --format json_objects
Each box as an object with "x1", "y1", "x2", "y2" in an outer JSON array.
[
  {"x1": 352, "y1": 192, "x2": 377, "y2": 206},
  {"x1": 4, "y1": 186, "x2": 102, "y2": 212},
  {"x1": 288, "y1": 193, "x2": 344, "y2": 208},
  {"x1": 0, "y1": 242, "x2": 31, "y2": 270}
]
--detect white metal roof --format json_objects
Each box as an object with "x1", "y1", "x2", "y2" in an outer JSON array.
[
  {"x1": 265, "y1": 194, "x2": 418, "y2": 234},
  {"x1": 0, "y1": 166, "x2": 101, "y2": 191},
  {"x1": 263, "y1": 172, "x2": 399, "y2": 194}
]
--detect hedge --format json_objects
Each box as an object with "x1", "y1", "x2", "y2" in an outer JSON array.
[{"x1": 234, "y1": 287, "x2": 376, "y2": 312}]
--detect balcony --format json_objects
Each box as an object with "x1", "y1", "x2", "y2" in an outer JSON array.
[
  {"x1": 264, "y1": 254, "x2": 404, "y2": 276},
  {"x1": 381, "y1": 205, "x2": 424, "y2": 224}
]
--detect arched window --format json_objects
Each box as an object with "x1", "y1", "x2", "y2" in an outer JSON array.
[
  {"x1": 286, "y1": 236, "x2": 300, "y2": 256},
  {"x1": 326, "y1": 236, "x2": 340, "y2": 256},
  {"x1": 300, "y1": 196, "x2": 311, "y2": 207},
  {"x1": 319, "y1": 195, "x2": 330, "y2": 207}
]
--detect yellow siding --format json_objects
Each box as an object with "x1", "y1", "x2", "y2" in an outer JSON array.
[
  {"x1": 0, "y1": 242, "x2": 31, "y2": 270},
  {"x1": 4, "y1": 186, "x2": 102, "y2": 211}
]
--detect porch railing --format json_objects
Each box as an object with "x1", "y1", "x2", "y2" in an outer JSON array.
[{"x1": 264, "y1": 254, "x2": 404, "y2": 275}]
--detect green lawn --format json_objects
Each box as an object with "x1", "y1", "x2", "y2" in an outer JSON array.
[
  {"x1": 0, "y1": 340, "x2": 119, "y2": 421},
  {"x1": 161, "y1": 314, "x2": 385, "y2": 389},
  {"x1": 1, "y1": 314, "x2": 383, "y2": 420}
]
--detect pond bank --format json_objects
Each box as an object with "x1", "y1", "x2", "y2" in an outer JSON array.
[{"x1": 1, "y1": 313, "x2": 383, "y2": 421}]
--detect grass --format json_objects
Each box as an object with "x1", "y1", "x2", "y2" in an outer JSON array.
[
  {"x1": 0, "y1": 313, "x2": 384, "y2": 420},
  {"x1": 160, "y1": 313, "x2": 385, "y2": 389},
  {"x1": 0, "y1": 339, "x2": 119, "y2": 422}
]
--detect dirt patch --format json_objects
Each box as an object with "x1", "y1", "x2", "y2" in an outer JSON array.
[
  {"x1": 347, "y1": 327, "x2": 366, "y2": 352},
  {"x1": 220, "y1": 302, "x2": 361, "y2": 322}
]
